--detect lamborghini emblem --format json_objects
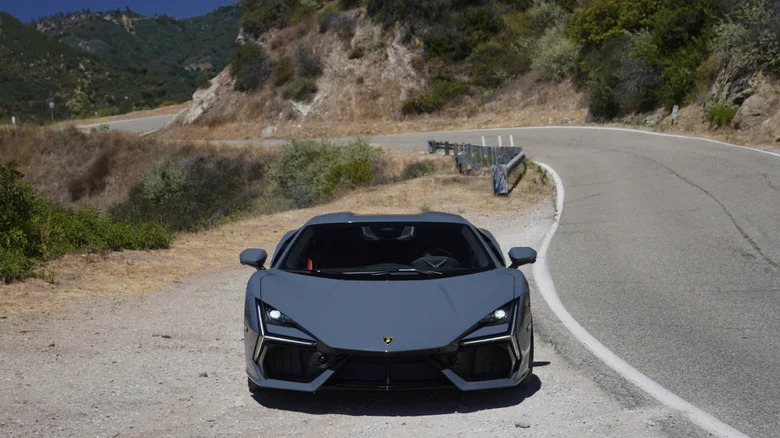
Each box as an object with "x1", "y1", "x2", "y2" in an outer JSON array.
[{"x1": 383, "y1": 336, "x2": 393, "y2": 345}]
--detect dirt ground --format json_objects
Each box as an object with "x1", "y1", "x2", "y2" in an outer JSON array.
[{"x1": 0, "y1": 197, "x2": 700, "y2": 438}]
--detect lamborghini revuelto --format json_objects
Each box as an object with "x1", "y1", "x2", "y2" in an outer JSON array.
[{"x1": 241, "y1": 212, "x2": 537, "y2": 392}]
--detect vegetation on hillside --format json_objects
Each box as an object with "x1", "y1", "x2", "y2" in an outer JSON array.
[
  {"x1": 234, "y1": 0, "x2": 779, "y2": 124},
  {"x1": 0, "y1": 6, "x2": 241, "y2": 124},
  {"x1": 0, "y1": 126, "x2": 446, "y2": 282},
  {"x1": 34, "y1": 6, "x2": 241, "y2": 100},
  {"x1": 0, "y1": 163, "x2": 172, "y2": 283}
]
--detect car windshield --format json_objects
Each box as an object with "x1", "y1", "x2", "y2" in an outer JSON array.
[{"x1": 279, "y1": 222, "x2": 495, "y2": 279}]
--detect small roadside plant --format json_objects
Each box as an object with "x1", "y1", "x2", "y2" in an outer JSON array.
[
  {"x1": 705, "y1": 103, "x2": 738, "y2": 129},
  {"x1": 402, "y1": 161, "x2": 435, "y2": 179},
  {"x1": 294, "y1": 44, "x2": 323, "y2": 78},
  {"x1": 281, "y1": 78, "x2": 318, "y2": 102},
  {"x1": 401, "y1": 77, "x2": 470, "y2": 114},
  {"x1": 272, "y1": 57, "x2": 294, "y2": 87},
  {"x1": 266, "y1": 139, "x2": 380, "y2": 208},
  {"x1": 348, "y1": 46, "x2": 365, "y2": 59}
]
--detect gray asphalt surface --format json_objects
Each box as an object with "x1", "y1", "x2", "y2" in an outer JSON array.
[
  {"x1": 78, "y1": 114, "x2": 176, "y2": 135},
  {"x1": 364, "y1": 128, "x2": 779, "y2": 438}
]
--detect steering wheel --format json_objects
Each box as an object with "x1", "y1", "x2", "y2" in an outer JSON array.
[{"x1": 411, "y1": 249, "x2": 460, "y2": 269}]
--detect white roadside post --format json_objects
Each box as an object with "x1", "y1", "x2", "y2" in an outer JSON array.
[
  {"x1": 49, "y1": 101, "x2": 55, "y2": 122},
  {"x1": 671, "y1": 104, "x2": 679, "y2": 126},
  {"x1": 481, "y1": 136, "x2": 486, "y2": 147},
  {"x1": 498, "y1": 136, "x2": 503, "y2": 147},
  {"x1": 11, "y1": 116, "x2": 16, "y2": 126},
  {"x1": 510, "y1": 134, "x2": 514, "y2": 147}
]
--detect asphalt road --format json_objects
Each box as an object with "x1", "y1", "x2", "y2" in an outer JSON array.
[
  {"x1": 78, "y1": 114, "x2": 176, "y2": 135},
  {"x1": 355, "y1": 128, "x2": 779, "y2": 438}
]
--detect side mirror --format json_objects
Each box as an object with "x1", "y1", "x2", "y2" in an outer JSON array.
[
  {"x1": 240, "y1": 248, "x2": 268, "y2": 270},
  {"x1": 508, "y1": 247, "x2": 537, "y2": 269}
]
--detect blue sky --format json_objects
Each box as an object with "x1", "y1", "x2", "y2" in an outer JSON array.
[{"x1": 4, "y1": 0, "x2": 237, "y2": 22}]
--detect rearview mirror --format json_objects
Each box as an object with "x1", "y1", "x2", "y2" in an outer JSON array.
[
  {"x1": 508, "y1": 247, "x2": 537, "y2": 269},
  {"x1": 240, "y1": 248, "x2": 268, "y2": 270}
]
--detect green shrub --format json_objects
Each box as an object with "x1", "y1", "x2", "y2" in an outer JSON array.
[
  {"x1": 319, "y1": 9, "x2": 356, "y2": 36},
  {"x1": 295, "y1": 44, "x2": 323, "y2": 78},
  {"x1": 196, "y1": 73, "x2": 213, "y2": 89},
  {"x1": 240, "y1": 0, "x2": 295, "y2": 36},
  {"x1": 468, "y1": 41, "x2": 528, "y2": 88},
  {"x1": 281, "y1": 77, "x2": 319, "y2": 101},
  {"x1": 532, "y1": 26, "x2": 580, "y2": 80},
  {"x1": 401, "y1": 77, "x2": 470, "y2": 114},
  {"x1": 0, "y1": 163, "x2": 172, "y2": 283},
  {"x1": 586, "y1": 76, "x2": 619, "y2": 122},
  {"x1": 528, "y1": 0, "x2": 568, "y2": 34},
  {"x1": 272, "y1": 57, "x2": 294, "y2": 87},
  {"x1": 113, "y1": 156, "x2": 265, "y2": 232},
  {"x1": 423, "y1": 6, "x2": 505, "y2": 61},
  {"x1": 96, "y1": 106, "x2": 120, "y2": 118},
  {"x1": 402, "y1": 161, "x2": 435, "y2": 179},
  {"x1": 705, "y1": 103, "x2": 738, "y2": 129},
  {"x1": 713, "y1": 0, "x2": 780, "y2": 75},
  {"x1": 339, "y1": 0, "x2": 361, "y2": 10},
  {"x1": 267, "y1": 139, "x2": 379, "y2": 208},
  {"x1": 229, "y1": 44, "x2": 272, "y2": 91},
  {"x1": 348, "y1": 46, "x2": 365, "y2": 59}
]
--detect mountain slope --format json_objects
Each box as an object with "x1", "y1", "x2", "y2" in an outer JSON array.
[
  {"x1": 35, "y1": 6, "x2": 241, "y2": 82},
  {"x1": 0, "y1": 12, "x2": 192, "y2": 123}
]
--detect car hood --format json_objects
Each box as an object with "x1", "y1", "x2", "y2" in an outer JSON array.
[{"x1": 259, "y1": 270, "x2": 516, "y2": 352}]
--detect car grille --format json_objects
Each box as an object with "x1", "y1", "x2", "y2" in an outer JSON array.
[
  {"x1": 262, "y1": 344, "x2": 321, "y2": 382},
  {"x1": 450, "y1": 343, "x2": 513, "y2": 381},
  {"x1": 329, "y1": 355, "x2": 451, "y2": 389}
]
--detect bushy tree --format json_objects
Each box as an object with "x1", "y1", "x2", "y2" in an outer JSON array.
[
  {"x1": 229, "y1": 44, "x2": 272, "y2": 91},
  {"x1": 713, "y1": 0, "x2": 780, "y2": 75},
  {"x1": 532, "y1": 26, "x2": 580, "y2": 80}
]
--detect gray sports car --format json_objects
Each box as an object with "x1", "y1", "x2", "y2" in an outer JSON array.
[{"x1": 241, "y1": 212, "x2": 537, "y2": 392}]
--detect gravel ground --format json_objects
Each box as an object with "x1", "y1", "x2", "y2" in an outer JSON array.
[{"x1": 0, "y1": 203, "x2": 697, "y2": 437}]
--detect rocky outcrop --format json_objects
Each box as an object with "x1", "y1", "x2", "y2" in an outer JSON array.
[
  {"x1": 173, "y1": 69, "x2": 241, "y2": 126},
  {"x1": 734, "y1": 95, "x2": 769, "y2": 129}
]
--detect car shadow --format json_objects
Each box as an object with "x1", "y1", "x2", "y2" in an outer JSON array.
[{"x1": 251, "y1": 374, "x2": 542, "y2": 416}]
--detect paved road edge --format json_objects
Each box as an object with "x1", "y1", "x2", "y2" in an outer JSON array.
[{"x1": 532, "y1": 161, "x2": 750, "y2": 438}]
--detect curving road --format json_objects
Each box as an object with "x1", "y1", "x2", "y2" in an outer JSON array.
[
  {"x1": 353, "y1": 127, "x2": 779, "y2": 438},
  {"x1": 77, "y1": 114, "x2": 176, "y2": 135}
]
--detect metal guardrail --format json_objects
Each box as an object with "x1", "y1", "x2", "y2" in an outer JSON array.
[{"x1": 428, "y1": 140, "x2": 526, "y2": 195}]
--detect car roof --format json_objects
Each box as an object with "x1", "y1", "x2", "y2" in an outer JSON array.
[{"x1": 303, "y1": 211, "x2": 471, "y2": 226}]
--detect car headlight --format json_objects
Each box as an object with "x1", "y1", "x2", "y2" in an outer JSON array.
[
  {"x1": 479, "y1": 302, "x2": 513, "y2": 326},
  {"x1": 259, "y1": 302, "x2": 297, "y2": 327}
]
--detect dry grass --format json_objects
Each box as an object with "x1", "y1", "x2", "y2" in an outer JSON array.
[
  {"x1": 0, "y1": 126, "x2": 276, "y2": 209},
  {"x1": 161, "y1": 79, "x2": 587, "y2": 141},
  {"x1": 0, "y1": 162, "x2": 552, "y2": 319}
]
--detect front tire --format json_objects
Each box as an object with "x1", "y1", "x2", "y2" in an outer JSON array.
[
  {"x1": 248, "y1": 377, "x2": 263, "y2": 394},
  {"x1": 520, "y1": 328, "x2": 535, "y2": 386}
]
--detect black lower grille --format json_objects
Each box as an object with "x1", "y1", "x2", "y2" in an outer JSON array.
[
  {"x1": 451, "y1": 343, "x2": 513, "y2": 381},
  {"x1": 330, "y1": 356, "x2": 449, "y2": 388},
  {"x1": 262, "y1": 344, "x2": 321, "y2": 382}
]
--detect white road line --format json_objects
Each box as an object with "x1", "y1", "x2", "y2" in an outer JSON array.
[
  {"x1": 532, "y1": 162, "x2": 750, "y2": 438},
  {"x1": 413, "y1": 125, "x2": 780, "y2": 159}
]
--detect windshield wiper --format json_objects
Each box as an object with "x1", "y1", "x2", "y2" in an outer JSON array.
[{"x1": 340, "y1": 268, "x2": 444, "y2": 276}]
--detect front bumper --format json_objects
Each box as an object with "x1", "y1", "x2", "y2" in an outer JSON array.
[{"x1": 245, "y1": 327, "x2": 532, "y2": 392}]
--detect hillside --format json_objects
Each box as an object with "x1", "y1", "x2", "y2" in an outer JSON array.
[
  {"x1": 35, "y1": 5, "x2": 242, "y2": 90},
  {"x1": 168, "y1": 0, "x2": 780, "y2": 146},
  {"x1": 0, "y1": 12, "x2": 181, "y2": 123}
]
